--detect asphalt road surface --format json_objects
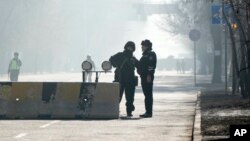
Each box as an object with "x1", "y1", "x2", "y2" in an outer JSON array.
[{"x1": 0, "y1": 71, "x2": 199, "y2": 141}]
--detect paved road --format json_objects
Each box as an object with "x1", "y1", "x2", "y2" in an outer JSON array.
[{"x1": 0, "y1": 71, "x2": 199, "y2": 141}]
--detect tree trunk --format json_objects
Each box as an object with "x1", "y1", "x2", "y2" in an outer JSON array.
[{"x1": 229, "y1": 0, "x2": 250, "y2": 97}]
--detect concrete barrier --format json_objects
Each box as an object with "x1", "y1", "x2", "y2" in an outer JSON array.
[{"x1": 0, "y1": 82, "x2": 119, "y2": 119}]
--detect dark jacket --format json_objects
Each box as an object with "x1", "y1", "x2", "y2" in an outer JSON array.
[
  {"x1": 137, "y1": 50, "x2": 157, "y2": 77},
  {"x1": 109, "y1": 50, "x2": 138, "y2": 84}
]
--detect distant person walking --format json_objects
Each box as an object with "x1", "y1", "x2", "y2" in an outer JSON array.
[
  {"x1": 84, "y1": 55, "x2": 95, "y2": 82},
  {"x1": 176, "y1": 59, "x2": 181, "y2": 73},
  {"x1": 8, "y1": 52, "x2": 22, "y2": 81},
  {"x1": 109, "y1": 41, "x2": 138, "y2": 117},
  {"x1": 137, "y1": 39, "x2": 157, "y2": 118},
  {"x1": 181, "y1": 58, "x2": 185, "y2": 74}
]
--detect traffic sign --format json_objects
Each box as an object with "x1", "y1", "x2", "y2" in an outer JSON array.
[
  {"x1": 211, "y1": 4, "x2": 235, "y2": 25},
  {"x1": 189, "y1": 29, "x2": 201, "y2": 42}
]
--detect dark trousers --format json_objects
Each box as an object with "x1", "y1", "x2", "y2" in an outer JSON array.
[
  {"x1": 119, "y1": 83, "x2": 135, "y2": 114},
  {"x1": 141, "y1": 75, "x2": 154, "y2": 115},
  {"x1": 10, "y1": 70, "x2": 19, "y2": 81}
]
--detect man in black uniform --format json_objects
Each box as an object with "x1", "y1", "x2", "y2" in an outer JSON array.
[
  {"x1": 138, "y1": 39, "x2": 157, "y2": 118},
  {"x1": 109, "y1": 41, "x2": 138, "y2": 117}
]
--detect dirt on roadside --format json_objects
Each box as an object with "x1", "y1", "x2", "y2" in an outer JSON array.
[{"x1": 200, "y1": 90, "x2": 250, "y2": 136}]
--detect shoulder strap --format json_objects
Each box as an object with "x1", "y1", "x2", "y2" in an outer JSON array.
[{"x1": 118, "y1": 57, "x2": 129, "y2": 71}]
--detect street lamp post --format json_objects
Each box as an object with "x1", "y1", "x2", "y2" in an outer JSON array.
[
  {"x1": 224, "y1": 25, "x2": 228, "y2": 95},
  {"x1": 194, "y1": 41, "x2": 197, "y2": 86}
]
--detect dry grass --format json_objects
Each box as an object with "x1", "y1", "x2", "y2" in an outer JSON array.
[{"x1": 200, "y1": 90, "x2": 250, "y2": 136}]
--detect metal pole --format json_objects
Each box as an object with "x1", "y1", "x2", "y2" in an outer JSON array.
[
  {"x1": 82, "y1": 71, "x2": 85, "y2": 82},
  {"x1": 95, "y1": 72, "x2": 98, "y2": 83},
  {"x1": 225, "y1": 26, "x2": 228, "y2": 94},
  {"x1": 194, "y1": 41, "x2": 196, "y2": 86},
  {"x1": 222, "y1": 0, "x2": 227, "y2": 94}
]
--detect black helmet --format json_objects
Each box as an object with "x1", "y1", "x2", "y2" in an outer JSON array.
[
  {"x1": 124, "y1": 41, "x2": 135, "y2": 51},
  {"x1": 141, "y1": 39, "x2": 152, "y2": 50}
]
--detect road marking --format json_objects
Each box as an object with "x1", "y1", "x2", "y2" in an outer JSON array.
[
  {"x1": 40, "y1": 120, "x2": 60, "y2": 128},
  {"x1": 14, "y1": 133, "x2": 27, "y2": 139}
]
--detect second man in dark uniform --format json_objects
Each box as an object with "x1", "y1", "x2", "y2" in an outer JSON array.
[{"x1": 137, "y1": 39, "x2": 157, "y2": 118}]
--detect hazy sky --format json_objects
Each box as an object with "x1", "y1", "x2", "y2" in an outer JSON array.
[
  {"x1": 127, "y1": 15, "x2": 192, "y2": 59},
  {"x1": 0, "y1": 0, "x2": 192, "y2": 72}
]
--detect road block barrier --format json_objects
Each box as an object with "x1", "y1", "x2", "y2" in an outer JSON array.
[{"x1": 0, "y1": 82, "x2": 119, "y2": 119}]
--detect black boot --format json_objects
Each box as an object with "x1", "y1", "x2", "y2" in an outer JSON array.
[
  {"x1": 139, "y1": 113, "x2": 152, "y2": 118},
  {"x1": 127, "y1": 112, "x2": 133, "y2": 117}
]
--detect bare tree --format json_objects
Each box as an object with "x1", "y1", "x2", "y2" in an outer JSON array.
[
  {"x1": 153, "y1": 0, "x2": 214, "y2": 75},
  {"x1": 223, "y1": 0, "x2": 250, "y2": 100}
]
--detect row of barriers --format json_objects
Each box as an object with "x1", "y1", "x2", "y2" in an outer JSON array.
[{"x1": 0, "y1": 82, "x2": 119, "y2": 119}]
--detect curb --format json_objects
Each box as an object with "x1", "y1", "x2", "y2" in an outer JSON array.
[{"x1": 192, "y1": 92, "x2": 202, "y2": 141}]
